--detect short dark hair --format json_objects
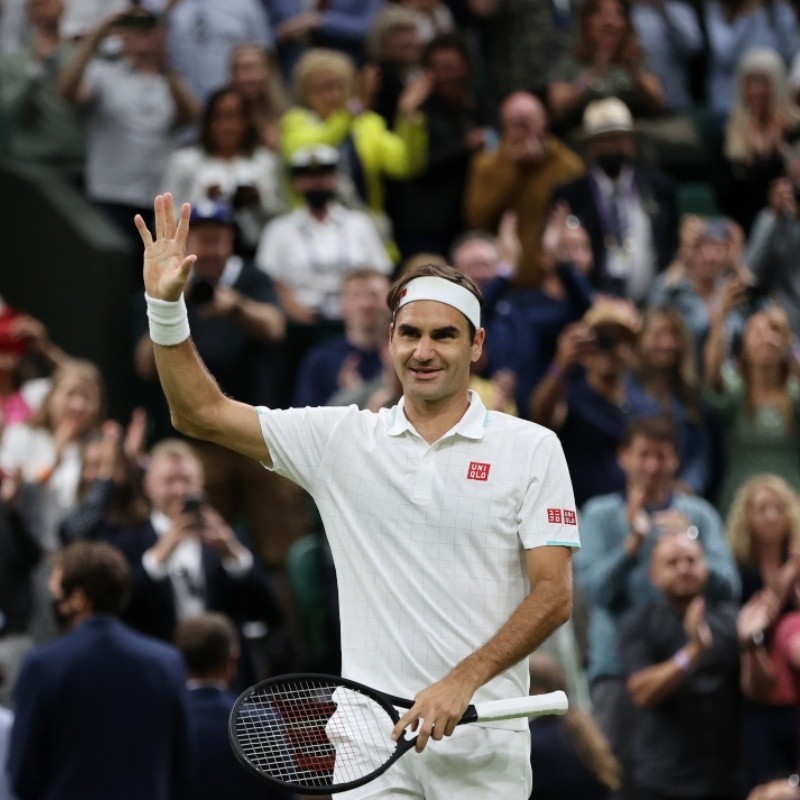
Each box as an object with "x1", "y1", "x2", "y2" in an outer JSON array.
[
  {"x1": 56, "y1": 542, "x2": 131, "y2": 615},
  {"x1": 175, "y1": 613, "x2": 239, "y2": 678},
  {"x1": 386, "y1": 262, "x2": 483, "y2": 338},
  {"x1": 199, "y1": 87, "x2": 260, "y2": 157},
  {"x1": 619, "y1": 415, "x2": 678, "y2": 452},
  {"x1": 422, "y1": 32, "x2": 472, "y2": 71}
]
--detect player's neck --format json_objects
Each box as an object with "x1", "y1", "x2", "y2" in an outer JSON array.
[{"x1": 403, "y1": 391, "x2": 471, "y2": 444}]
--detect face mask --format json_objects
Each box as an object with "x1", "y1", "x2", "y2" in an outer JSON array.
[
  {"x1": 302, "y1": 188, "x2": 334, "y2": 211},
  {"x1": 597, "y1": 153, "x2": 628, "y2": 180}
]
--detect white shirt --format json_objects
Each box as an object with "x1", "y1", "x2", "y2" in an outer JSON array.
[
  {"x1": 255, "y1": 204, "x2": 392, "y2": 319},
  {"x1": 141, "y1": 510, "x2": 253, "y2": 623},
  {"x1": 256, "y1": 392, "x2": 579, "y2": 725},
  {"x1": 83, "y1": 58, "x2": 178, "y2": 206},
  {"x1": 0, "y1": 705, "x2": 16, "y2": 800}
]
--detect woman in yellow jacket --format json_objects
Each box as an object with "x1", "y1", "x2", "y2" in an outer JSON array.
[{"x1": 281, "y1": 48, "x2": 429, "y2": 258}]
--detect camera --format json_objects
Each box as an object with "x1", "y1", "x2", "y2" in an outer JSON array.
[
  {"x1": 186, "y1": 280, "x2": 215, "y2": 306},
  {"x1": 182, "y1": 495, "x2": 205, "y2": 516},
  {"x1": 595, "y1": 330, "x2": 619, "y2": 351}
]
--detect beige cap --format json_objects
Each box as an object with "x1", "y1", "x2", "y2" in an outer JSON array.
[
  {"x1": 581, "y1": 98, "x2": 634, "y2": 139},
  {"x1": 582, "y1": 299, "x2": 641, "y2": 337}
]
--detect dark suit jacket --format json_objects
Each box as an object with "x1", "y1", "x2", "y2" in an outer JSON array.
[
  {"x1": 551, "y1": 166, "x2": 678, "y2": 295},
  {"x1": 102, "y1": 521, "x2": 282, "y2": 644},
  {"x1": 181, "y1": 685, "x2": 295, "y2": 800},
  {"x1": 8, "y1": 616, "x2": 191, "y2": 800}
]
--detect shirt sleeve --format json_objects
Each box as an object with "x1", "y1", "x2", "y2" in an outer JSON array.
[
  {"x1": 518, "y1": 433, "x2": 581, "y2": 550},
  {"x1": 255, "y1": 405, "x2": 355, "y2": 492}
]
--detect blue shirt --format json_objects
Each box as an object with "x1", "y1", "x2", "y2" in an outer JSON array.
[
  {"x1": 293, "y1": 336, "x2": 382, "y2": 408},
  {"x1": 575, "y1": 492, "x2": 740, "y2": 682}
]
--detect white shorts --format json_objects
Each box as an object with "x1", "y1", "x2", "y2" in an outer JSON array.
[{"x1": 338, "y1": 725, "x2": 532, "y2": 800}]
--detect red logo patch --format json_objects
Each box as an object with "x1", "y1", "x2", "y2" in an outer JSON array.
[
  {"x1": 467, "y1": 462, "x2": 490, "y2": 481},
  {"x1": 547, "y1": 508, "x2": 562, "y2": 524},
  {"x1": 564, "y1": 510, "x2": 577, "y2": 526}
]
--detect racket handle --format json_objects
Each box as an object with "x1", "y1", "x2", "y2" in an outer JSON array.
[{"x1": 467, "y1": 691, "x2": 569, "y2": 723}]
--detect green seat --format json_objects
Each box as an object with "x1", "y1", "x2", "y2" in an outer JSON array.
[
  {"x1": 286, "y1": 534, "x2": 331, "y2": 665},
  {"x1": 676, "y1": 181, "x2": 720, "y2": 217}
]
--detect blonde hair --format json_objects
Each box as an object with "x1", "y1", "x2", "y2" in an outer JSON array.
[
  {"x1": 528, "y1": 654, "x2": 621, "y2": 791},
  {"x1": 30, "y1": 359, "x2": 106, "y2": 433},
  {"x1": 726, "y1": 473, "x2": 800, "y2": 565},
  {"x1": 635, "y1": 307, "x2": 701, "y2": 423},
  {"x1": 366, "y1": 4, "x2": 423, "y2": 61},
  {"x1": 149, "y1": 438, "x2": 202, "y2": 467},
  {"x1": 724, "y1": 47, "x2": 800, "y2": 161},
  {"x1": 292, "y1": 48, "x2": 356, "y2": 109},
  {"x1": 740, "y1": 306, "x2": 794, "y2": 429}
]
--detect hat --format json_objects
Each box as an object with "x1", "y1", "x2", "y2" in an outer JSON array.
[
  {"x1": 581, "y1": 98, "x2": 634, "y2": 139},
  {"x1": 189, "y1": 199, "x2": 235, "y2": 227},
  {"x1": 582, "y1": 300, "x2": 641, "y2": 338},
  {"x1": 698, "y1": 217, "x2": 731, "y2": 242},
  {"x1": 289, "y1": 145, "x2": 339, "y2": 174}
]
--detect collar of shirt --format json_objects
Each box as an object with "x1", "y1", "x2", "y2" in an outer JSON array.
[
  {"x1": 218, "y1": 255, "x2": 243, "y2": 287},
  {"x1": 298, "y1": 203, "x2": 346, "y2": 229},
  {"x1": 151, "y1": 509, "x2": 171, "y2": 536},
  {"x1": 386, "y1": 390, "x2": 489, "y2": 441},
  {"x1": 591, "y1": 163, "x2": 635, "y2": 198}
]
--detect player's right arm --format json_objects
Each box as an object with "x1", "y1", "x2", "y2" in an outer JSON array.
[{"x1": 135, "y1": 194, "x2": 271, "y2": 465}]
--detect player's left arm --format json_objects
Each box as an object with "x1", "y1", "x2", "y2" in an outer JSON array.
[{"x1": 392, "y1": 544, "x2": 573, "y2": 751}]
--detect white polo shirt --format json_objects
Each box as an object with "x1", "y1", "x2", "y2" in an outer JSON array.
[{"x1": 257, "y1": 392, "x2": 579, "y2": 725}]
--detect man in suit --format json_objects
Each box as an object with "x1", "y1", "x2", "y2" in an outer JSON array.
[
  {"x1": 6, "y1": 541, "x2": 192, "y2": 800},
  {"x1": 552, "y1": 98, "x2": 678, "y2": 305},
  {"x1": 175, "y1": 613, "x2": 296, "y2": 800},
  {"x1": 108, "y1": 439, "x2": 282, "y2": 659}
]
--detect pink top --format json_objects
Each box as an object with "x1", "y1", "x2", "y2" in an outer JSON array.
[{"x1": 0, "y1": 392, "x2": 32, "y2": 426}]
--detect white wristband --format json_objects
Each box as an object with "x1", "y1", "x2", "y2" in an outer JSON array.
[{"x1": 145, "y1": 293, "x2": 191, "y2": 346}]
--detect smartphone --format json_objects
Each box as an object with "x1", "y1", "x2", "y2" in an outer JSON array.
[
  {"x1": 116, "y1": 12, "x2": 159, "y2": 30},
  {"x1": 182, "y1": 496, "x2": 205, "y2": 516}
]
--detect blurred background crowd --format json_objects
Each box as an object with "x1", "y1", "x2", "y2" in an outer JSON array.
[{"x1": 5, "y1": 0, "x2": 800, "y2": 797}]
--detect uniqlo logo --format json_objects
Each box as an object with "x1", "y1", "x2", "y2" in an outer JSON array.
[
  {"x1": 467, "y1": 461, "x2": 490, "y2": 481},
  {"x1": 564, "y1": 510, "x2": 577, "y2": 526},
  {"x1": 547, "y1": 508, "x2": 562, "y2": 524}
]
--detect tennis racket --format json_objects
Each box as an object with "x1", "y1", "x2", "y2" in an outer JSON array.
[{"x1": 229, "y1": 672, "x2": 568, "y2": 795}]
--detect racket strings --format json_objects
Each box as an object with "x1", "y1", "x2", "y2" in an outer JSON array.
[{"x1": 233, "y1": 678, "x2": 397, "y2": 788}]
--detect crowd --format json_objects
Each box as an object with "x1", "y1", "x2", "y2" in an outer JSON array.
[{"x1": 3, "y1": 0, "x2": 800, "y2": 798}]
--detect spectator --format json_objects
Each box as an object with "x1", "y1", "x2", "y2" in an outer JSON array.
[
  {"x1": 575, "y1": 416, "x2": 740, "y2": 795},
  {"x1": 527, "y1": 653, "x2": 620, "y2": 800},
  {"x1": 716, "y1": 48, "x2": 800, "y2": 235},
  {"x1": 705, "y1": 303, "x2": 800, "y2": 517},
  {"x1": 470, "y1": 0, "x2": 577, "y2": 104},
  {"x1": 175, "y1": 613, "x2": 296, "y2": 800},
  {"x1": 229, "y1": 42, "x2": 290, "y2": 152},
  {"x1": 727, "y1": 474, "x2": 800, "y2": 788},
  {"x1": 0, "y1": 0, "x2": 86, "y2": 183},
  {"x1": 135, "y1": 200, "x2": 307, "y2": 570},
  {"x1": 58, "y1": 412, "x2": 149, "y2": 545},
  {"x1": 619, "y1": 532, "x2": 742, "y2": 800},
  {"x1": 162, "y1": 87, "x2": 288, "y2": 255},
  {"x1": 629, "y1": 0, "x2": 702, "y2": 115},
  {"x1": 280, "y1": 47, "x2": 428, "y2": 248},
  {"x1": 57, "y1": 7, "x2": 199, "y2": 249},
  {"x1": 364, "y1": 4, "x2": 424, "y2": 128},
  {"x1": 649, "y1": 215, "x2": 750, "y2": 366},
  {"x1": 631, "y1": 306, "x2": 714, "y2": 496},
  {"x1": 546, "y1": 0, "x2": 664, "y2": 138},
  {"x1": 0, "y1": 468, "x2": 40, "y2": 709},
  {"x1": 392, "y1": 32, "x2": 496, "y2": 259},
  {"x1": 704, "y1": 0, "x2": 799, "y2": 129},
  {"x1": 166, "y1": 0, "x2": 273, "y2": 102},
  {"x1": 746, "y1": 175, "x2": 800, "y2": 336},
  {"x1": 531, "y1": 299, "x2": 660, "y2": 507},
  {"x1": 393, "y1": 0, "x2": 454, "y2": 43},
  {"x1": 103, "y1": 439, "x2": 283, "y2": 652},
  {"x1": 463, "y1": 91, "x2": 584, "y2": 287},
  {"x1": 552, "y1": 98, "x2": 678, "y2": 304},
  {"x1": 255, "y1": 144, "x2": 392, "y2": 324},
  {"x1": 487, "y1": 205, "x2": 594, "y2": 419},
  {"x1": 6, "y1": 541, "x2": 192, "y2": 800},
  {"x1": 293, "y1": 268, "x2": 390, "y2": 407},
  {"x1": 269, "y1": 0, "x2": 382, "y2": 78}
]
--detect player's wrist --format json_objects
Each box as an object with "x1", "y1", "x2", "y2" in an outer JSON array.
[{"x1": 146, "y1": 292, "x2": 190, "y2": 346}]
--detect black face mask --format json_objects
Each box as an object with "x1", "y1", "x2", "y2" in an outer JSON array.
[
  {"x1": 597, "y1": 153, "x2": 628, "y2": 180},
  {"x1": 302, "y1": 188, "x2": 334, "y2": 211}
]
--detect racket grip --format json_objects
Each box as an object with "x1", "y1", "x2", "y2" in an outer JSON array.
[{"x1": 469, "y1": 691, "x2": 569, "y2": 723}]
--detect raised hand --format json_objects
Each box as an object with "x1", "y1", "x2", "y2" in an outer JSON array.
[{"x1": 135, "y1": 194, "x2": 197, "y2": 302}]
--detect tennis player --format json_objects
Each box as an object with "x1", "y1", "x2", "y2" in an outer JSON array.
[{"x1": 136, "y1": 194, "x2": 580, "y2": 799}]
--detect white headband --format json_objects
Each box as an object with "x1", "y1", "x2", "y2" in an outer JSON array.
[{"x1": 395, "y1": 276, "x2": 481, "y2": 331}]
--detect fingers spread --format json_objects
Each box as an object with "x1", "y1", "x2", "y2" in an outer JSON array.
[
  {"x1": 134, "y1": 214, "x2": 153, "y2": 248},
  {"x1": 154, "y1": 194, "x2": 165, "y2": 240},
  {"x1": 176, "y1": 202, "x2": 192, "y2": 249},
  {"x1": 164, "y1": 193, "x2": 177, "y2": 239}
]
